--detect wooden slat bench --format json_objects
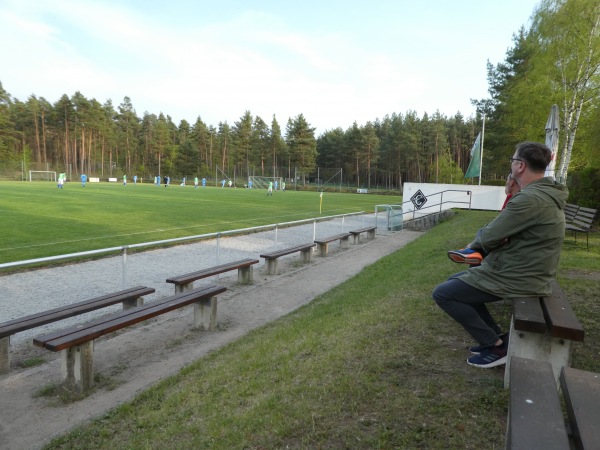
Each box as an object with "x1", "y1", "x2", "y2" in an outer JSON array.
[
  {"x1": 260, "y1": 243, "x2": 316, "y2": 275},
  {"x1": 0, "y1": 286, "x2": 155, "y2": 374},
  {"x1": 314, "y1": 233, "x2": 351, "y2": 256},
  {"x1": 349, "y1": 226, "x2": 377, "y2": 244},
  {"x1": 565, "y1": 206, "x2": 597, "y2": 250},
  {"x1": 166, "y1": 258, "x2": 259, "y2": 293},
  {"x1": 504, "y1": 279, "x2": 584, "y2": 388},
  {"x1": 33, "y1": 284, "x2": 226, "y2": 392},
  {"x1": 507, "y1": 357, "x2": 600, "y2": 450}
]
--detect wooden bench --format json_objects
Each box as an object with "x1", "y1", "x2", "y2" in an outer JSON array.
[
  {"x1": 507, "y1": 357, "x2": 600, "y2": 449},
  {"x1": 166, "y1": 258, "x2": 259, "y2": 293},
  {"x1": 565, "y1": 206, "x2": 596, "y2": 250},
  {"x1": 260, "y1": 243, "x2": 316, "y2": 275},
  {"x1": 33, "y1": 284, "x2": 226, "y2": 392},
  {"x1": 0, "y1": 286, "x2": 155, "y2": 374},
  {"x1": 314, "y1": 233, "x2": 351, "y2": 256},
  {"x1": 349, "y1": 226, "x2": 377, "y2": 244},
  {"x1": 504, "y1": 279, "x2": 584, "y2": 388}
]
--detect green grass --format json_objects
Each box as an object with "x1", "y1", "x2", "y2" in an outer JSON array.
[
  {"x1": 43, "y1": 210, "x2": 600, "y2": 449},
  {"x1": 0, "y1": 181, "x2": 398, "y2": 265}
]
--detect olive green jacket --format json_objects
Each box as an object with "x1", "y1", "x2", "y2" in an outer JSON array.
[{"x1": 459, "y1": 177, "x2": 568, "y2": 298}]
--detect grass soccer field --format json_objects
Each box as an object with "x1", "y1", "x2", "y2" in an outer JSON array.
[{"x1": 0, "y1": 181, "x2": 402, "y2": 265}]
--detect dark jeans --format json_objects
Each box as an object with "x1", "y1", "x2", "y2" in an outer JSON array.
[{"x1": 432, "y1": 272, "x2": 503, "y2": 347}]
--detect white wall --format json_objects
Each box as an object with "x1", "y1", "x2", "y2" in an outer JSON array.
[{"x1": 402, "y1": 183, "x2": 505, "y2": 219}]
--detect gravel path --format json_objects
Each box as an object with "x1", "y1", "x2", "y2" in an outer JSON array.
[{"x1": 0, "y1": 219, "x2": 423, "y2": 449}]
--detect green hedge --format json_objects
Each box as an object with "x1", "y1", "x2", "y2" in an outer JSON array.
[{"x1": 567, "y1": 168, "x2": 600, "y2": 210}]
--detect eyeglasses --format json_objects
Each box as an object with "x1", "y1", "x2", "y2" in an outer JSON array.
[{"x1": 509, "y1": 157, "x2": 523, "y2": 164}]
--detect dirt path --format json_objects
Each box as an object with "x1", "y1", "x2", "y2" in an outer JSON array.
[{"x1": 0, "y1": 229, "x2": 422, "y2": 450}]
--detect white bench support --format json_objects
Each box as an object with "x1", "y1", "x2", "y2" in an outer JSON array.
[
  {"x1": 61, "y1": 340, "x2": 94, "y2": 393},
  {"x1": 504, "y1": 317, "x2": 573, "y2": 389},
  {"x1": 194, "y1": 296, "x2": 218, "y2": 331},
  {"x1": 237, "y1": 265, "x2": 254, "y2": 284}
]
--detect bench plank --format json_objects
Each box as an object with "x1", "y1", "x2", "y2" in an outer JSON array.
[
  {"x1": 314, "y1": 233, "x2": 351, "y2": 244},
  {"x1": 542, "y1": 280, "x2": 585, "y2": 342},
  {"x1": 507, "y1": 357, "x2": 569, "y2": 450},
  {"x1": 0, "y1": 286, "x2": 155, "y2": 339},
  {"x1": 511, "y1": 297, "x2": 547, "y2": 334},
  {"x1": 259, "y1": 243, "x2": 315, "y2": 260},
  {"x1": 166, "y1": 259, "x2": 259, "y2": 285},
  {"x1": 34, "y1": 285, "x2": 226, "y2": 352},
  {"x1": 560, "y1": 366, "x2": 600, "y2": 449}
]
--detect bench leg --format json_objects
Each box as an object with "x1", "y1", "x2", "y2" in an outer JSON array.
[
  {"x1": 0, "y1": 336, "x2": 9, "y2": 374},
  {"x1": 238, "y1": 266, "x2": 254, "y2": 284},
  {"x1": 340, "y1": 237, "x2": 350, "y2": 249},
  {"x1": 352, "y1": 234, "x2": 360, "y2": 245},
  {"x1": 367, "y1": 230, "x2": 375, "y2": 239},
  {"x1": 175, "y1": 282, "x2": 194, "y2": 294},
  {"x1": 504, "y1": 317, "x2": 573, "y2": 389},
  {"x1": 194, "y1": 296, "x2": 218, "y2": 331},
  {"x1": 61, "y1": 341, "x2": 94, "y2": 393},
  {"x1": 265, "y1": 258, "x2": 278, "y2": 275},
  {"x1": 318, "y1": 242, "x2": 328, "y2": 257},
  {"x1": 123, "y1": 295, "x2": 145, "y2": 310},
  {"x1": 301, "y1": 248, "x2": 313, "y2": 263}
]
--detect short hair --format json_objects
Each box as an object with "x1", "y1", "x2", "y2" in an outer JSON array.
[{"x1": 515, "y1": 141, "x2": 552, "y2": 173}]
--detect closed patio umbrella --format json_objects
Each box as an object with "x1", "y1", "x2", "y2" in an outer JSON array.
[{"x1": 544, "y1": 104, "x2": 560, "y2": 179}]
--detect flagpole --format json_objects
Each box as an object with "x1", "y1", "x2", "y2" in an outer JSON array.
[{"x1": 479, "y1": 114, "x2": 485, "y2": 185}]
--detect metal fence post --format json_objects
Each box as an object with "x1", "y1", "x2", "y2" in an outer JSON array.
[
  {"x1": 121, "y1": 246, "x2": 128, "y2": 289},
  {"x1": 216, "y1": 233, "x2": 221, "y2": 265}
]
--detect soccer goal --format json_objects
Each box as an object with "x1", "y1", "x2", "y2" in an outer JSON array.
[
  {"x1": 249, "y1": 176, "x2": 283, "y2": 189},
  {"x1": 375, "y1": 204, "x2": 403, "y2": 232},
  {"x1": 29, "y1": 170, "x2": 57, "y2": 182}
]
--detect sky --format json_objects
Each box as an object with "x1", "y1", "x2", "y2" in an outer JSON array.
[{"x1": 0, "y1": 0, "x2": 539, "y2": 134}]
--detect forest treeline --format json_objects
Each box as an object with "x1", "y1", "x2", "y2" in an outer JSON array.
[{"x1": 0, "y1": 0, "x2": 598, "y2": 190}]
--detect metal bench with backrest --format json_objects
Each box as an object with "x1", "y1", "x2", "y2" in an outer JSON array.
[{"x1": 565, "y1": 206, "x2": 597, "y2": 250}]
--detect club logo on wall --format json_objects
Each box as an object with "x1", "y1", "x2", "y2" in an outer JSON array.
[{"x1": 410, "y1": 190, "x2": 427, "y2": 210}]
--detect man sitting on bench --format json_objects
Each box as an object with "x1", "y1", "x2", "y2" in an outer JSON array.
[{"x1": 431, "y1": 141, "x2": 568, "y2": 368}]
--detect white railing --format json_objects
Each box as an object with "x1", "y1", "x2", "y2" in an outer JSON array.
[{"x1": 402, "y1": 189, "x2": 473, "y2": 220}]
